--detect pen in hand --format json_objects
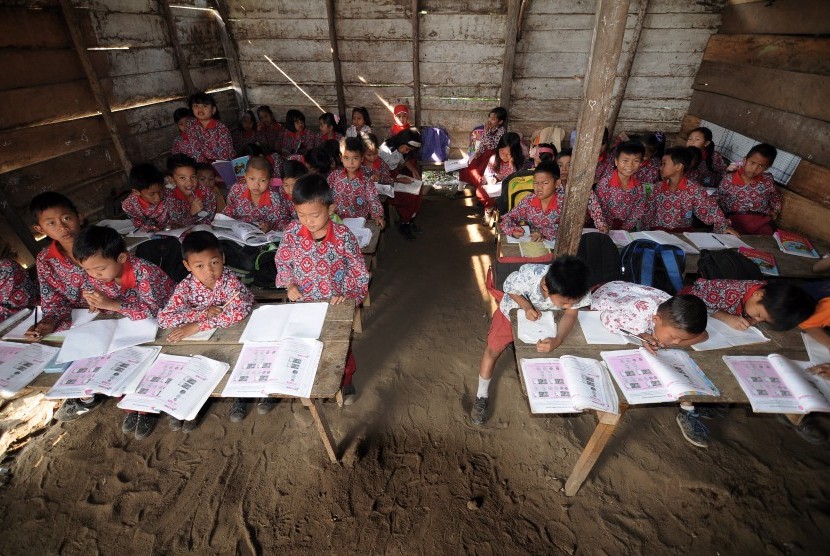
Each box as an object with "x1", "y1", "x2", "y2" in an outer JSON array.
[{"x1": 619, "y1": 328, "x2": 659, "y2": 348}]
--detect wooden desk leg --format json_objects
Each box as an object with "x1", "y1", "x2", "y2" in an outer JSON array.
[
  {"x1": 564, "y1": 407, "x2": 626, "y2": 497},
  {"x1": 301, "y1": 398, "x2": 339, "y2": 463},
  {"x1": 353, "y1": 306, "x2": 363, "y2": 333},
  {"x1": 784, "y1": 413, "x2": 805, "y2": 426},
  {"x1": 364, "y1": 289, "x2": 371, "y2": 307}
]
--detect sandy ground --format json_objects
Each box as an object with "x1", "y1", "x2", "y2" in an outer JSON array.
[{"x1": 1, "y1": 190, "x2": 830, "y2": 554}]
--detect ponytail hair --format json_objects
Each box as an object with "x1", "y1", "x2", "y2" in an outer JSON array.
[{"x1": 690, "y1": 127, "x2": 715, "y2": 172}]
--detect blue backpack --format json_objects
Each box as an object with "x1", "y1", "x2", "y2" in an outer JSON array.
[
  {"x1": 620, "y1": 239, "x2": 685, "y2": 295},
  {"x1": 419, "y1": 126, "x2": 450, "y2": 162}
]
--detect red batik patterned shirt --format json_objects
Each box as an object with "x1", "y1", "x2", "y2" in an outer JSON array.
[
  {"x1": 172, "y1": 134, "x2": 201, "y2": 160},
  {"x1": 327, "y1": 167, "x2": 384, "y2": 220},
  {"x1": 85, "y1": 254, "x2": 174, "y2": 321},
  {"x1": 281, "y1": 129, "x2": 317, "y2": 156},
  {"x1": 644, "y1": 177, "x2": 731, "y2": 233},
  {"x1": 594, "y1": 152, "x2": 616, "y2": 182},
  {"x1": 717, "y1": 170, "x2": 782, "y2": 216},
  {"x1": 591, "y1": 281, "x2": 671, "y2": 335},
  {"x1": 499, "y1": 188, "x2": 566, "y2": 241},
  {"x1": 686, "y1": 151, "x2": 727, "y2": 189},
  {"x1": 635, "y1": 156, "x2": 661, "y2": 184},
  {"x1": 184, "y1": 118, "x2": 234, "y2": 162},
  {"x1": 590, "y1": 169, "x2": 646, "y2": 231},
  {"x1": 258, "y1": 123, "x2": 283, "y2": 153},
  {"x1": 0, "y1": 259, "x2": 38, "y2": 321},
  {"x1": 157, "y1": 268, "x2": 253, "y2": 331},
  {"x1": 223, "y1": 182, "x2": 292, "y2": 231},
  {"x1": 36, "y1": 242, "x2": 90, "y2": 331},
  {"x1": 474, "y1": 126, "x2": 505, "y2": 158},
  {"x1": 121, "y1": 193, "x2": 172, "y2": 231},
  {"x1": 232, "y1": 129, "x2": 263, "y2": 155},
  {"x1": 167, "y1": 183, "x2": 217, "y2": 227},
  {"x1": 686, "y1": 278, "x2": 765, "y2": 316},
  {"x1": 484, "y1": 157, "x2": 515, "y2": 185},
  {"x1": 275, "y1": 221, "x2": 370, "y2": 304}
]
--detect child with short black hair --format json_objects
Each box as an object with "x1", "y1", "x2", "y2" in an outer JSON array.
[
  {"x1": 157, "y1": 230, "x2": 254, "y2": 428},
  {"x1": 531, "y1": 142, "x2": 557, "y2": 167},
  {"x1": 590, "y1": 280, "x2": 712, "y2": 447},
  {"x1": 73, "y1": 225, "x2": 175, "y2": 439},
  {"x1": 361, "y1": 133, "x2": 393, "y2": 185},
  {"x1": 196, "y1": 163, "x2": 226, "y2": 213},
  {"x1": 644, "y1": 146, "x2": 737, "y2": 235},
  {"x1": 471, "y1": 257, "x2": 593, "y2": 425},
  {"x1": 499, "y1": 161, "x2": 565, "y2": 241},
  {"x1": 167, "y1": 153, "x2": 217, "y2": 227},
  {"x1": 686, "y1": 127, "x2": 727, "y2": 188},
  {"x1": 122, "y1": 163, "x2": 171, "y2": 232},
  {"x1": 171, "y1": 107, "x2": 199, "y2": 160},
  {"x1": 686, "y1": 278, "x2": 816, "y2": 331},
  {"x1": 589, "y1": 140, "x2": 647, "y2": 232},
  {"x1": 306, "y1": 146, "x2": 336, "y2": 177},
  {"x1": 0, "y1": 259, "x2": 37, "y2": 322},
  {"x1": 717, "y1": 143, "x2": 781, "y2": 235},
  {"x1": 224, "y1": 156, "x2": 292, "y2": 231},
  {"x1": 635, "y1": 132, "x2": 664, "y2": 184},
  {"x1": 280, "y1": 159, "x2": 308, "y2": 221},
  {"x1": 327, "y1": 137, "x2": 385, "y2": 228},
  {"x1": 182, "y1": 91, "x2": 234, "y2": 162},
  {"x1": 275, "y1": 174, "x2": 370, "y2": 404}
]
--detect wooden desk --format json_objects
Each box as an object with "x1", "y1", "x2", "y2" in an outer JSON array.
[
  {"x1": 509, "y1": 309, "x2": 810, "y2": 496},
  {"x1": 22, "y1": 301, "x2": 356, "y2": 463}
]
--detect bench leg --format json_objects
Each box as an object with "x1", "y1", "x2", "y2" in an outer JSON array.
[
  {"x1": 353, "y1": 306, "x2": 363, "y2": 333},
  {"x1": 564, "y1": 407, "x2": 626, "y2": 496},
  {"x1": 363, "y1": 289, "x2": 371, "y2": 307},
  {"x1": 301, "y1": 397, "x2": 339, "y2": 463}
]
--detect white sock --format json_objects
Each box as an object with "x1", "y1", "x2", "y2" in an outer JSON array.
[
  {"x1": 680, "y1": 402, "x2": 694, "y2": 412},
  {"x1": 477, "y1": 377, "x2": 491, "y2": 398}
]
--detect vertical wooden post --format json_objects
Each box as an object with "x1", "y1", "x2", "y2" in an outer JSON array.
[
  {"x1": 607, "y1": 0, "x2": 650, "y2": 135},
  {"x1": 325, "y1": 0, "x2": 347, "y2": 118},
  {"x1": 160, "y1": 0, "x2": 196, "y2": 95},
  {"x1": 499, "y1": 0, "x2": 522, "y2": 110},
  {"x1": 554, "y1": 0, "x2": 630, "y2": 258},
  {"x1": 411, "y1": 0, "x2": 421, "y2": 128},
  {"x1": 212, "y1": 0, "x2": 250, "y2": 111}
]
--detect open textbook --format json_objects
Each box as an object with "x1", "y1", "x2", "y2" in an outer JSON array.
[
  {"x1": 683, "y1": 232, "x2": 750, "y2": 251},
  {"x1": 55, "y1": 318, "x2": 158, "y2": 364},
  {"x1": 239, "y1": 303, "x2": 328, "y2": 343},
  {"x1": 0, "y1": 341, "x2": 60, "y2": 397},
  {"x1": 222, "y1": 339, "x2": 323, "y2": 399},
  {"x1": 211, "y1": 214, "x2": 282, "y2": 246},
  {"x1": 2, "y1": 307, "x2": 97, "y2": 342},
  {"x1": 601, "y1": 348, "x2": 719, "y2": 404},
  {"x1": 374, "y1": 182, "x2": 394, "y2": 198},
  {"x1": 516, "y1": 310, "x2": 557, "y2": 344},
  {"x1": 520, "y1": 356, "x2": 620, "y2": 414},
  {"x1": 211, "y1": 155, "x2": 250, "y2": 185},
  {"x1": 45, "y1": 346, "x2": 161, "y2": 399},
  {"x1": 692, "y1": 319, "x2": 769, "y2": 351},
  {"x1": 394, "y1": 179, "x2": 423, "y2": 196},
  {"x1": 118, "y1": 354, "x2": 228, "y2": 421},
  {"x1": 724, "y1": 354, "x2": 830, "y2": 414}
]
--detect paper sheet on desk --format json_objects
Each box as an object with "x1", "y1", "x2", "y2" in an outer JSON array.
[
  {"x1": 803, "y1": 332, "x2": 830, "y2": 365},
  {"x1": 578, "y1": 311, "x2": 628, "y2": 344},
  {"x1": 239, "y1": 303, "x2": 328, "y2": 342},
  {"x1": 56, "y1": 318, "x2": 158, "y2": 363},
  {"x1": 2, "y1": 308, "x2": 98, "y2": 341},
  {"x1": 692, "y1": 319, "x2": 768, "y2": 351},
  {"x1": 517, "y1": 310, "x2": 557, "y2": 343}
]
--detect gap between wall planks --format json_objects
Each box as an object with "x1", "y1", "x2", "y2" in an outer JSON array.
[
  {"x1": 159, "y1": 0, "x2": 196, "y2": 95},
  {"x1": 606, "y1": 0, "x2": 649, "y2": 136},
  {"x1": 555, "y1": 0, "x2": 631, "y2": 258},
  {"x1": 411, "y1": 0, "x2": 421, "y2": 129},
  {"x1": 324, "y1": 0, "x2": 347, "y2": 118},
  {"x1": 498, "y1": 0, "x2": 522, "y2": 111}
]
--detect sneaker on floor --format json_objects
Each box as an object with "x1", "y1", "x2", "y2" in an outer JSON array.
[
  {"x1": 697, "y1": 404, "x2": 730, "y2": 420},
  {"x1": 55, "y1": 396, "x2": 103, "y2": 422},
  {"x1": 776, "y1": 414, "x2": 827, "y2": 445},
  {"x1": 342, "y1": 384, "x2": 357, "y2": 406},
  {"x1": 134, "y1": 413, "x2": 158, "y2": 440},
  {"x1": 398, "y1": 223, "x2": 415, "y2": 241},
  {"x1": 676, "y1": 409, "x2": 709, "y2": 448},
  {"x1": 167, "y1": 415, "x2": 183, "y2": 432},
  {"x1": 122, "y1": 412, "x2": 139, "y2": 434},
  {"x1": 470, "y1": 397, "x2": 488, "y2": 426},
  {"x1": 256, "y1": 398, "x2": 279, "y2": 415},
  {"x1": 230, "y1": 398, "x2": 252, "y2": 422}
]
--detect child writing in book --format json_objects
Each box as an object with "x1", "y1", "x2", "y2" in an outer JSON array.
[
  {"x1": 281, "y1": 109, "x2": 316, "y2": 156},
  {"x1": 182, "y1": 92, "x2": 234, "y2": 162},
  {"x1": 379, "y1": 129, "x2": 422, "y2": 181},
  {"x1": 499, "y1": 161, "x2": 565, "y2": 242},
  {"x1": 590, "y1": 280, "x2": 711, "y2": 447},
  {"x1": 684, "y1": 278, "x2": 816, "y2": 331},
  {"x1": 686, "y1": 127, "x2": 727, "y2": 189},
  {"x1": 471, "y1": 257, "x2": 592, "y2": 425},
  {"x1": 73, "y1": 225, "x2": 175, "y2": 439},
  {"x1": 0, "y1": 259, "x2": 38, "y2": 322},
  {"x1": 157, "y1": 230, "x2": 254, "y2": 428},
  {"x1": 167, "y1": 154, "x2": 217, "y2": 227},
  {"x1": 318, "y1": 112, "x2": 343, "y2": 143},
  {"x1": 196, "y1": 163, "x2": 226, "y2": 213},
  {"x1": 275, "y1": 174, "x2": 370, "y2": 404},
  {"x1": 643, "y1": 147, "x2": 738, "y2": 235},
  {"x1": 328, "y1": 137, "x2": 385, "y2": 228},
  {"x1": 346, "y1": 107, "x2": 372, "y2": 138},
  {"x1": 224, "y1": 156, "x2": 292, "y2": 231},
  {"x1": 171, "y1": 107, "x2": 199, "y2": 160},
  {"x1": 588, "y1": 140, "x2": 647, "y2": 232},
  {"x1": 122, "y1": 163, "x2": 171, "y2": 232},
  {"x1": 717, "y1": 143, "x2": 781, "y2": 235},
  {"x1": 280, "y1": 159, "x2": 308, "y2": 222}
]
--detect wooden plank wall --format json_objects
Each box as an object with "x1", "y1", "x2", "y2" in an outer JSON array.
[
  {"x1": 684, "y1": 0, "x2": 830, "y2": 241},
  {"x1": 0, "y1": 0, "x2": 238, "y2": 261}
]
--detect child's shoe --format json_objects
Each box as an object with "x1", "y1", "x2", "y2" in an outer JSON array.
[
  {"x1": 134, "y1": 413, "x2": 158, "y2": 440},
  {"x1": 470, "y1": 397, "x2": 488, "y2": 425},
  {"x1": 342, "y1": 384, "x2": 357, "y2": 406},
  {"x1": 229, "y1": 398, "x2": 252, "y2": 422},
  {"x1": 167, "y1": 415, "x2": 183, "y2": 432},
  {"x1": 776, "y1": 414, "x2": 826, "y2": 445},
  {"x1": 697, "y1": 404, "x2": 729, "y2": 420},
  {"x1": 122, "y1": 412, "x2": 139, "y2": 434},
  {"x1": 256, "y1": 398, "x2": 279, "y2": 415},
  {"x1": 676, "y1": 409, "x2": 709, "y2": 448},
  {"x1": 55, "y1": 396, "x2": 103, "y2": 422}
]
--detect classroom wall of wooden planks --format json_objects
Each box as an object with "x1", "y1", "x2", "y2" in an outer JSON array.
[{"x1": 681, "y1": 0, "x2": 830, "y2": 242}]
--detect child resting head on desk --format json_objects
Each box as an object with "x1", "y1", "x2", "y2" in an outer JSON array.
[
  {"x1": 591, "y1": 281, "x2": 713, "y2": 448},
  {"x1": 471, "y1": 257, "x2": 592, "y2": 426}
]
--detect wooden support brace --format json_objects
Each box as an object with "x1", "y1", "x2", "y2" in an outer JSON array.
[
  {"x1": 564, "y1": 407, "x2": 626, "y2": 496},
  {"x1": 411, "y1": 0, "x2": 421, "y2": 128},
  {"x1": 554, "y1": 0, "x2": 631, "y2": 257},
  {"x1": 58, "y1": 0, "x2": 131, "y2": 176},
  {"x1": 499, "y1": 0, "x2": 522, "y2": 111},
  {"x1": 160, "y1": 0, "x2": 196, "y2": 95},
  {"x1": 325, "y1": 0, "x2": 347, "y2": 118},
  {"x1": 607, "y1": 0, "x2": 650, "y2": 135},
  {"x1": 301, "y1": 398, "x2": 339, "y2": 463},
  {"x1": 212, "y1": 0, "x2": 250, "y2": 111}
]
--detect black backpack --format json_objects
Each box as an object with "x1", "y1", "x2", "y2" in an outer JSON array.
[
  {"x1": 252, "y1": 245, "x2": 280, "y2": 288},
  {"x1": 697, "y1": 249, "x2": 763, "y2": 280},
  {"x1": 219, "y1": 240, "x2": 261, "y2": 273},
  {"x1": 620, "y1": 239, "x2": 685, "y2": 295},
  {"x1": 577, "y1": 232, "x2": 622, "y2": 288},
  {"x1": 134, "y1": 237, "x2": 188, "y2": 282}
]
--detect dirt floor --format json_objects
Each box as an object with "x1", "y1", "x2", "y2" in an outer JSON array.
[{"x1": 1, "y1": 190, "x2": 830, "y2": 554}]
